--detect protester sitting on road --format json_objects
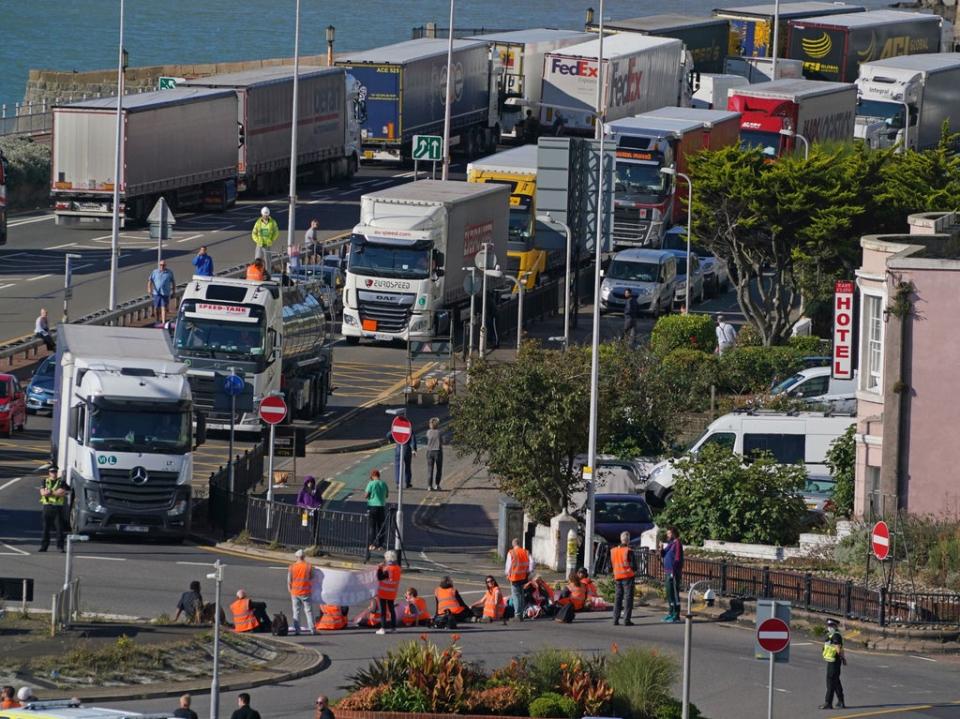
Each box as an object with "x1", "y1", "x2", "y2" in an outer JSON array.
[
  {"x1": 556, "y1": 573, "x2": 587, "y2": 612},
  {"x1": 174, "y1": 580, "x2": 204, "y2": 623},
  {"x1": 230, "y1": 589, "x2": 270, "y2": 633},
  {"x1": 1, "y1": 686, "x2": 21, "y2": 709},
  {"x1": 434, "y1": 576, "x2": 470, "y2": 620},
  {"x1": 173, "y1": 693, "x2": 198, "y2": 719},
  {"x1": 16, "y1": 688, "x2": 37, "y2": 704},
  {"x1": 522, "y1": 574, "x2": 555, "y2": 616},
  {"x1": 470, "y1": 575, "x2": 507, "y2": 623},
  {"x1": 577, "y1": 567, "x2": 611, "y2": 610},
  {"x1": 401, "y1": 587, "x2": 430, "y2": 626},
  {"x1": 315, "y1": 604, "x2": 348, "y2": 631},
  {"x1": 354, "y1": 597, "x2": 382, "y2": 628}
]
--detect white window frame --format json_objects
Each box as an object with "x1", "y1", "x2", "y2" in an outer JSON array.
[{"x1": 859, "y1": 292, "x2": 885, "y2": 394}]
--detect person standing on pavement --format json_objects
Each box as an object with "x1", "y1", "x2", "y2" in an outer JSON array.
[
  {"x1": 230, "y1": 693, "x2": 261, "y2": 719},
  {"x1": 389, "y1": 427, "x2": 417, "y2": 488},
  {"x1": 365, "y1": 469, "x2": 388, "y2": 551},
  {"x1": 34, "y1": 308, "x2": 55, "y2": 351},
  {"x1": 173, "y1": 694, "x2": 198, "y2": 719},
  {"x1": 315, "y1": 695, "x2": 335, "y2": 719},
  {"x1": 191, "y1": 246, "x2": 214, "y2": 277},
  {"x1": 38, "y1": 467, "x2": 67, "y2": 553},
  {"x1": 375, "y1": 550, "x2": 401, "y2": 635},
  {"x1": 251, "y1": 206, "x2": 279, "y2": 270},
  {"x1": 505, "y1": 538, "x2": 533, "y2": 621},
  {"x1": 622, "y1": 289, "x2": 640, "y2": 347},
  {"x1": 288, "y1": 548, "x2": 316, "y2": 636},
  {"x1": 660, "y1": 527, "x2": 684, "y2": 622},
  {"x1": 611, "y1": 531, "x2": 636, "y2": 626},
  {"x1": 820, "y1": 618, "x2": 847, "y2": 710},
  {"x1": 715, "y1": 315, "x2": 737, "y2": 355},
  {"x1": 425, "y1": 417, "x2": 444, "y2": 491},
  {"x1": 147, "y1": 260, "x2": 176, "y2": 324},
  {"x1": 305, "y1": 218, "x2": 321, "y2": 265}
]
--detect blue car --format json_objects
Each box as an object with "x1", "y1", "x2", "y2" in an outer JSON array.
[
  {"x1": 26, "y1": 355, "x2": 56, "y2": 414},
  {"x1": 576, "y1": 493, "x2": 655, "y2": 547}
]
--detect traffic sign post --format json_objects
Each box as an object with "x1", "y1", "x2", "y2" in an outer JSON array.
[
  {"x1": 757, "y1": 617, "x2": 791, "y2": 719},
  {"x1": 260, "y1": 394, "x2": 288, "y2": 529},
  {"x1": 390, "y1": 413, "x2": 412, "y2": 552},
  {"x1": 63, "y1": 253, "x2": 82, "y2": 323},
  {"x1": 412, "y1": 134, "x2": 442, "y2": 180},
  {"x1": 872, "y1": 520, "x2": 890, "y2": 560},
  {"x1": 222, "y1": 369, "x2": 246, "y2": 493}
]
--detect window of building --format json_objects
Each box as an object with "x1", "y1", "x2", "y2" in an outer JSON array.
[{"x1": 861, "y1": 293, "x2": 884, "y2": 393}]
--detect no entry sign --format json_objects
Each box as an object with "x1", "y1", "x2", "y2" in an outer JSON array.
[
  {"x1": 872, "y1": 520, "x2": 891, "y2": 560},
  {"x1": 259, "y1": 395, "x2": 287, "y2": 425},
  {"x1": 757, "y1": 617, "x2": 790, "y2": 654},
  {"x1": 391, "y1": 415, "x2": 413, "y2": 445}
]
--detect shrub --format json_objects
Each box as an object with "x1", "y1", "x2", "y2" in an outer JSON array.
[
  {"x1": 603, "y1": 648, "x2": 677, "y2": 719},
  {"x1": 343, "y1": 640, "x2": 431, "y2": 689},
  {"x1": 787, "y1": 335, "x2": 826, "y2": 355},
  {"x1": 0, "y1": 137, "x2": 51, "y2": 209},
  {"x1": 527, "y1": 648, "x2": 583, "y2": 695},
  {"x1": 734, "y1": 322, "x2": 762, "y2": 347},
  {"x1": 650, "y1": 314, "x2": 716, "y2": 356},
  {"x1": 659, "y1": 444, "x2": 808, "y2": 546},
  {"x1": 561, "y1": 658, "x2": 613, "y2": 716},
  {"x1": 655, "y1": 697, "x2": 705, "y2": 719},
  {"x1": 529, "y1": 692, "x2": 578, "y2": 719},
  {"x1": 469, "y1": 685, "x2": 527, "y2": 716},
  {"x1": 379, "y1": 684, "x2": 430, "y2": 713},
  {"x1": 825, "y1": 425, "x2": 855, "y2": 518},
  {"x1": 718, "y1": 346, "x2": 807, "y2": 395},
  {"x1": 659, "y1": 348, "x2": 720, "y2": 411}
]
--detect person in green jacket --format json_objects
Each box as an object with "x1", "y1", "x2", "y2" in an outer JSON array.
[{"x1": 251, "y1": 206, "x2": 279, "y2": 273}]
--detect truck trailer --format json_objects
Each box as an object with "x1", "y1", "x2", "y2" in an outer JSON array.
[
  {"x1": 52, "y1": 325, "x2": 203, "y2": 539},
  {"x1": 174, "y1": 276, "x2": 333, "y2": 432},
  {"x1": 341, "y1": 180, "x2": 510, "y2": 344},
  {"x1": 727, "y1": 79, "x2": 857, "y2": 157},
  {"x1": 540, "y1": 34, "x2": 689, "y2": 135},
  {"x1": 336, "y1": 39, "x2": 498, "y2": 162},
  {"x1": 587, "y1": 14, "x2": 731, "y2": 74},
  {"x1": 855, "y1": 53, "x2": 960, "y2": 152},
  {"x1": 51, "y1": 88, "x2": 238, "y2": 227},
  {"x1": 182, "y1": 66, "x2": 360, "y2": 193},
  {"x1": 788, "y1": 10, "x2": 943, "y2": 83},
  {"x1": 466, "y1": 29, "x2": 593, "y2": 138},
  {"x1": 714, "y1": 2, "x2": 865, "y2": 58}
]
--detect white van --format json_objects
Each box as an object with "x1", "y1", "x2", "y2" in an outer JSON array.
[
  {"x1": 599, "y1": 248, "x2": 678, "y2": 317},
  {"x1": 645, "y1": 410, "x2": 855, "y2": 505},
  {"x1": 771, "y1": 366, "x2": 857, "y2": 413}
]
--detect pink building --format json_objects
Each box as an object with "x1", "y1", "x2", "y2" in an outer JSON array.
[{"x1": 854, "y1": 212, "x2": 960, "y2": 518}]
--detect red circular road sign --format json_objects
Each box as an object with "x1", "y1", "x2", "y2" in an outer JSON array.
[
  {"x1": 757, "y1": 618, "x2": 790, "y2": 654},
  {"x1": 872, "y1": 520, "x2": 891, "y2": 560},
  {"x1": 259, "y1": 395, "x2": 287, "y2": 425},
  {"x1": 391, "y1": 415, "x2": 413, "y2": 445}
]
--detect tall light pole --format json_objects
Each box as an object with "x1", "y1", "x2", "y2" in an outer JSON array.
[
  {"x1": 660, "y1": 167, "x2": 693, "y2": 310},
  {"x1": 108, "y1": 0, "x2": 126, "y2": 311},
  {"x1": 500, "y1": 272, "x2": 529, "y2": 353},
  {"x1": 286, "y1": 0, "x2": 302, "y2": 275},
  {"x1": 778, "y1": 128, "x2": 809, "y2": 160},
  {"x1": 207, "y1": 560, "x2": 224, "y2": 719},
  {"x1": 771, "y1": 0, "x2": 782, "y2": 78},
  {"x1": 584, "y1": 0, "x2": 606, "y2": 574},
  {"x1": 478, "y1": 243, "x2": 496, "y2": 356},
  {"x1": 538, "y1": 213, "x2": 573, "y2": 351},
  {"x1": 441, "y1": 0, "x2": 455, "y2": 181},
  {"x1": 326, "y1": 25, "x2": 335, "y2": 67}
]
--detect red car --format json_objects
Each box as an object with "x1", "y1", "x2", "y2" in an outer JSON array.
[{"x1": 0, "y1": 373, "x2": 27, "y2": 437}]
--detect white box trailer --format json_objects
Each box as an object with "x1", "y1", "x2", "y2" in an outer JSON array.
[
  {"x1": 51, "y1": 88, "x2": 238, "y2": 227},
  {"x1": 540, "y1": 34, "x2": 687, "y2": 134},
  {"x1": 466, "y1": 28, "x2": 593, "y2": 136}
]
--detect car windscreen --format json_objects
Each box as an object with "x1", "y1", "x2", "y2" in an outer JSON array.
[{"x1": 596, "y1": 499, "x2": 652, "y2": 524}]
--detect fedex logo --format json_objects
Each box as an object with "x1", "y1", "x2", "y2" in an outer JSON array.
[
  {"x1": 610, "y1": 57, "x2": 643, "y2": 107},
  {"x1": 551, "y1": 58, "x2": 598, "y2": 78}
]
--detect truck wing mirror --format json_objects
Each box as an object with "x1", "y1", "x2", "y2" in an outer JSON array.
[{"x1": 194, "y1": 412, "x2": 207, "y2": 447}]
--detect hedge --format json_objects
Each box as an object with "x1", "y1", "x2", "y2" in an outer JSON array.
[
  {"x1": 0, "y1": 136, "x2": 51, "y2": 210},
  {"x1": 649, "y1": 314, "x2": 716, "y2": 356}
]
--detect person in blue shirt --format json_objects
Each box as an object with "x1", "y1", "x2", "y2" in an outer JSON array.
[
  {"x1": 192, "y1": 246, "x2": 214, "y2": 277},
  {"x1": 147, "y1": 260, "x2": 176, "y2": 324},
  {"x1": 659, "y1": 526, "x2": 684, "y2": 623}
]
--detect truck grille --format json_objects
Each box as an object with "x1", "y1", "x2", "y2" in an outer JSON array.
[
  {"x1": 613, "y1": 208, "x2": 652, "y2": 247},
  {"x1": 358, "y1": 300, "x2": 411, "y2": 334},
  {"x1": 187, "y1": 373, "x2": 243, "y2": 423},
  {"x1": 97, "y1": 469, "x2": 181, "y2": 509}
]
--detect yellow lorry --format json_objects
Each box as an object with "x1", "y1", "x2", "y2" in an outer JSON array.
[{"x1": 467, "y1": 145, "x2": 563, "y2": 289}]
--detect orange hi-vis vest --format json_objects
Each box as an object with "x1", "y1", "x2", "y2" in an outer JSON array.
[
  {"x1": 378, "y1": 564, "x2": 401, "y2": 600},
  {"x1": 508, "y1": 547, "x2": 530, "y2": 582},
  {"x1": 402, "y1": 596, "x2": 429, "y2": 625},
  {"x1": 435, "y1": 586, "x2": 463, "y2": 615},
  {"x1": 611, "y1": 545, "x2": 635, "y2": 581},
  {"x1": 582, "y1": 578, "x2": 599, "y2": 598},
  {"x1": 246, "y1": 264, "x2": 267, "y2": 281},
  {"x1": 289, "y1": 560, "x2": 312, "y2": 597},
  {"x1": 483, "y1": 588, "x2": 506, "y2": 619},
  {"x1": 231, "y1": 598, "x2": 259, "y2": 633},
  {"x1": 567, "y1": 583, "x2": 586, "y2": 610},
  {"x1": 316, "y1": 605, "x2": 347, "y2": 631}
]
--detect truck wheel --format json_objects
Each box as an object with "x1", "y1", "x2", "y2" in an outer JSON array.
[{"x1": 345, "y1": 336, "x2": 360, "y2": 346}]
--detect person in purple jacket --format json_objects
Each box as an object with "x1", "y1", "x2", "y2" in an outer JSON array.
[
  {"x1": 296, "y1": 476, "x2": 324, "y2": 511},
  {"x1": 659, "y1": 526, "x2": 684, "y2": 623}
]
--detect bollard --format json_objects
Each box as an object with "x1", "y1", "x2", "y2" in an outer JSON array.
[{"x1": 566, "y1": 529, "x2": 579, "y2": 578}]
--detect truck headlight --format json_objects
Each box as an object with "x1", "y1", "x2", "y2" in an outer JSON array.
[
  {"x1": 168, "y1": 500, "x2": 188, "y2": 516},
  {"x1": 85, "y1": 489, "x2": 105, "y2": 513},
  {"x1": 409, "y1": 317, "x2": 427, "y2": 332},
  {"x1": 600, "y1": 284, "x2": 610, "y2": 299},
  {"x1": 343, "y1": 313, "x2": 358, "y2": 327}
]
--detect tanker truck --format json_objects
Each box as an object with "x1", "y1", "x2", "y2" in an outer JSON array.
[{"x1": 174, "y1": 276, "x2": 333, "y2": 432}]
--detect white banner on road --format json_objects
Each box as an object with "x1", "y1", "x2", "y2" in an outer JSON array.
[{"x1": 309, "y1": 566, "x2": 378, "y2": 606}]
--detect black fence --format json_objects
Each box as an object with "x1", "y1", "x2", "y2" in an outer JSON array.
[
  {"x1": 411, "y1": 25, "x2": 518, "y2": 39},
  {"x1": 207, "y1": 444, "x2": 265, "y2": 539},
  {"x1": 245, "y1": 496, "x2": 396, "y2": 560},
  {"x1": 598, "y1": 547, "x2": 960, "y2": 627}
]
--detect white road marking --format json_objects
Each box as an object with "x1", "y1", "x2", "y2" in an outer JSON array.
[
  {"x1": 26, "y1": 274, "x2": 52, "y2": 282},
  {"x1": 176, "y1": 561, "x2": 216, "y2": 567},
  {"x1": 0, "y1": 283, "x2": 16, "y2": 291},
  {"x1": 48, "y1": 242, "x2": 78, "y2": 250},
  {"x1": 0, "y1": 478, "x2": 23, "y2": 492},
  {"x1": 792, "y1": 642, "x2": 813, "y2": 646},
  {"x1": 910, "y1": 655, "x2": 937, "y2": 662},
  {"x1": 76, "y1": 555, "x2": 126, "y2": 562},
  {"x1": 0, "y1": 543, "x2": 29, "y2": 556},
  {"x1": 8, "y1": 215, "x2": 55, "y2": 227},
  {"x1": 175, "y1": 234, "x2": 204, "y2": 244},
  {"x1": 1, "y1": 252, "x2": 28, "y2": 259}
]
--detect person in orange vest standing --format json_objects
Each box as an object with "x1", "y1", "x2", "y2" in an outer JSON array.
[
  {"x1": 375, "y1": 550, "x2": 401, "y2": 635},
  {"x1": 230, "y1": 590, "x2": 260, "y2": 633},
  {"x1": 288, "y1": 548, "x2": 315, "y2": 636},
  {"x1": 611, "y1": 531, "x2": 636, "y2": 626},
  {"x1": 505, "y1": 538, "x2": 533, "y2": 621}
]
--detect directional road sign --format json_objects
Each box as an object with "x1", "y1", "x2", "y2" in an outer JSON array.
[
  {"x1": 222, "y1": 374, "x2": 245, "y2": 397},
  {"x1": 412, "y1": 134, "x2": 443, "y2": 161},
  {"x1": 259, "y1": 395, "x2": 288, "y2": 425},
  {"x1": 391, "y1": 415, "x2": 413, "y2": 445},
  {"x1": 463, "y1": 273, "x2": 479, "y2": 296},
  {"x1": 756, "y1": 617, "x2": 790, "y2": 654},
  {"x1": 158, "y1": 76, "x2": 183, "y2": 90},
  {"x1": 872, "y1": 520, "x2": 890, "y2": 560}
]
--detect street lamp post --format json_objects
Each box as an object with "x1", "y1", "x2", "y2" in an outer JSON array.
[
  {"x1": 681, "y1": 581, "x2": 714, "y2": 719},
  {"x1": 63, "y1": 253, "x2": 82, "y2": 324},
  {"x1": 441, "y1": 0, "x2": 455, "y2": 181},
  {"x1": 286, "y1": 0, "x2": 302, "y2": 277},
  {"x1": 500, "y1": 273, "x2": 530, "y2": 353},
  {"x1": 207, "y1": 560, "x2": 224, "y2": 719},
  {"x1": 108, "y1": 0, "x2": 126, "y2": 311},
  {"x1": 461, "y1": 265, "x2": 478, "y2": 364},
  {"x1": 478, "y1": 243, "x2": 497, "y2": 357},
  {"x1": 660, "y1": 167, "x2": 693, "y2": 311},
  {"x1": 771, "y1": 0, "x2": 782, "y2": 78},
  {"x1": 537, "y1": 213, "x2": 573, "y2": 350},
  {"x1": 778, "y1": 128, "x2": 809, "y2": 160},
  {"x1": 326, "y1": 25, "x2": 336, "y2": 67}
]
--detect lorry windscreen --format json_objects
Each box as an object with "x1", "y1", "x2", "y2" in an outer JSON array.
[
  {"x1": 739, "y1": 130, "x2": 780, "y2": 156},
  {"x1": 174, "y1": 311, "x2": 265, "y2": 359},
  {"x1": 615, "y1": 163, "x2": 667, "y2": 199},
  {"x1": 349, "y1": 237, "x2": 431, "y2": 279},
  {"x1": 856, "y1": 99, "x2": 904, "y2": 127},
  {"x1": 607, "y1": 260, "x2": 658, "y2": 283},
  {"x1": 509, "y1": 204, "x2": 532, "y2": 241},
  {"x1": 89, "y1": 403, "x2": 191, "y2": 454}
]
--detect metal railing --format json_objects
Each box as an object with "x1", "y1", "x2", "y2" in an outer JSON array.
[
  {"x1": 51, "y1": 579, "x2": 80, "y2": 635},
  {"x1": 411, "y1": 24, "x2": 518, "y2": 39},
  {"x1": 207, "y1": 444, "x2": 265, "y2": 539}
]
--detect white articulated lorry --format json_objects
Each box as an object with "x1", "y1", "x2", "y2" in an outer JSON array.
[
  {"x1": 855, "y1": 53, "x2": 960, "y2": 152},
  {"x1": 52, "y1": 325, "x2": 204, "y2": 540},
  {"x1": 341, "y1": 180, "x2": 510, "y2": 345}
]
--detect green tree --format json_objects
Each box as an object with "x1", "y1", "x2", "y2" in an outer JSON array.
[
  {"x1": 825, "y1": 424, "x2": 856, "y2": 518},
  {"x1": 659, "y1": 444, "x2": 808, "y2": 546}
]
